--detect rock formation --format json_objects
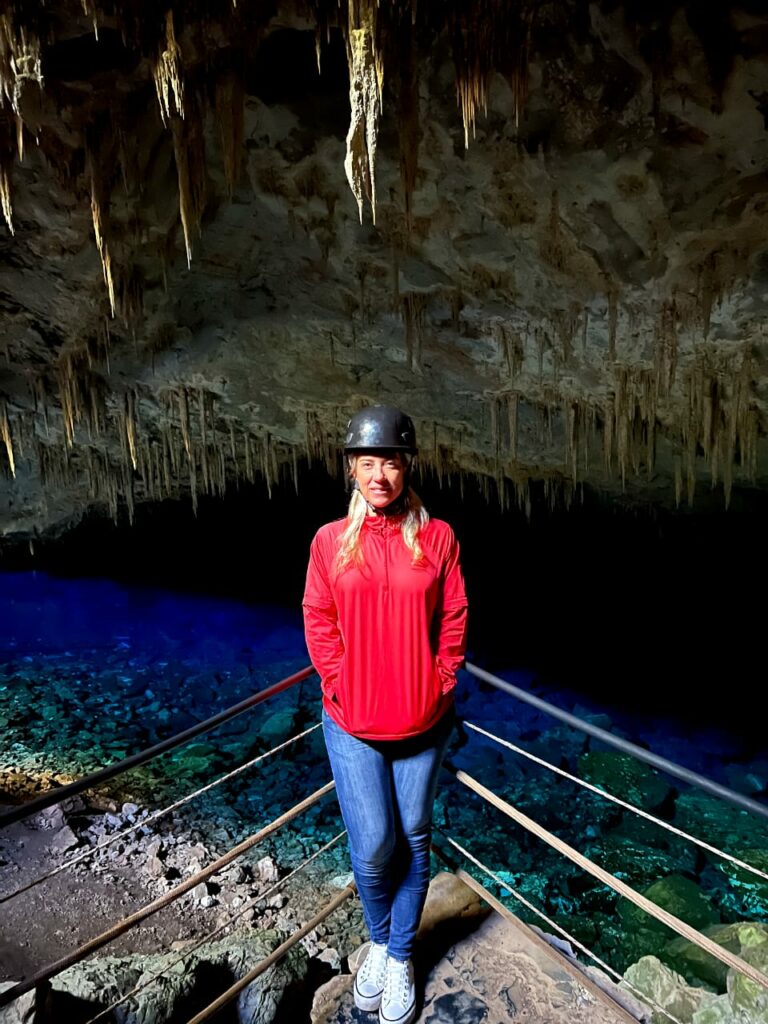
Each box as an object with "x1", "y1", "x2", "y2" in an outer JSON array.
[{"x1": 1, "y1": 1, "x2": 767, "y2": 540}]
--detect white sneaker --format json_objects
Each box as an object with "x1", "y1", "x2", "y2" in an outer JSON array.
[
  {"x1": 379, "y1": 956, "x2": 416, "y2": 1024},
  {"x1": 354, "y1": 941, "x2": 389, "y2": 1011}
]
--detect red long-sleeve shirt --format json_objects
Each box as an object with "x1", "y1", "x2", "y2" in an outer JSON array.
[{"x1": 302, "y1": 514, "x2": 468, "y2": 739}]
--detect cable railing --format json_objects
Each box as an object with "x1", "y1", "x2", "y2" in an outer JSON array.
[
  {"x1": 0, "y1": 780, "x2": 336, "y2": 1009},
  {"x1": 2, "y1": 660, "x2": 767, "y2": 1024},
  {"x1": 83, "y1": 829, "x2": 349, "y2": 1024},
  {"x1": 465, "y1": 661, "x2": 768, "y2": 820},
  {"x1": 431, "y1": 838, "x2": 650, "y2": 1024},
  {"x1": 442, "y1": 762, "x2": 768, "y2": 993},
  {"x1": 0, "y1": 723, "x2": 323, "y2": 905},
  {"x1": 463, "y1": 720, "x2": 768, "y2": 883},
  {"x1": 0, "y1": 664, "x2": 315, "y2": 828}
]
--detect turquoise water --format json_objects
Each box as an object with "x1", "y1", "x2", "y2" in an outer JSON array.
[{"x1": 1, "y1": 569, "x2": 766, "y2": 984}]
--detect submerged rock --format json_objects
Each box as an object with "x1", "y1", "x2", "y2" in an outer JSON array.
[
  {"x1": 624, "y1": 924, "x2": 768, "y2": 1024},
  {"x1": 619, "y1": 874, "x2": 720, "y2": 935},
  {"x1": 622, "y1": 955, "x2": 716, "y2": 1023},
  {"x1": 577, "y1": 751, "x2": 671, "y2": 810},
  {"x1": 666, "y1": 920, "x2": 768, "y2": 991}
]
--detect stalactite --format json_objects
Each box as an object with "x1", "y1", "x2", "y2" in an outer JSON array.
[
  {"x1": 581, "y1": 308, "x2": 588, "y2": 354},
  {"x1": 81, "y1": 0, "x2": 99, "y2": 39},
  {"x1": 244, "y1": 432, "x2": 253, "y2": 483},
  {"x1": 162, "y1": 426, "x2": 172, "y2": 497},
  {"x1": 535, "y1": 327, "x2": 547, "y2": 381},
  {"x1": 0, "y1": 159, "x2": 12, "y2": 234},
  {"x1": 215, "y1": 69, "x2": 244, "y2": 197},
  {"x1": 489, "y1": 397, "x2": 499, "y2": 464},
  {"x1": 541, "y1": 190, "x2": 565, "y2": 272},
  {"x1": 607, "y1": 286, "x2": 618, "y2": 362},
  {"x1": 154, "y1": 10, "x2": 184, "y2": 125},
  {"x1": 615, "y1": 367, "x2": 629, "y2": 485},
  {"x1": 451, "y1": 0, "x2": 533, "y2": 148},
  {"x1": 189, "y1": 445, "x2": 198, "y2": 516},
  {"x1": 198, "y1": 387, "x2": 209, "y2": 493},
  {"x1": 402, "y1": 292, "x2": 427, "y2": 371},
  {"x1": 124, "y1": 389, "x2": 138, "y2": 471},
  {"x1": 136, "y1": 436, "x2": 148, "y2": 491},
  {"x1": 344, "y1": 0, "x2": 383, "y2": 223},
  {"x1": 602, "y1": 393, "x2": 614, "y2": 473},
  {"x1": 90, "y1": 185, "x2": 116, "y2": 317},
  {"x1": 122, "y1": 461, "x2": 135, "y2": 525},
  {"x1": 395, "y1": 17, "x2": 419, "y2": 230},
  {"x1": 653, "y1": 298, "x2": 678, "y2": 397},
  {"x1": 564, "y1": 399, "x2": 577, "y2": 480},
  {"x1": 553, "y1": 308, "x2": 578, "y2": 366},
  {"x1": 0, "y1": 13, "x2": 42, "y2": 123},
  {"x1": 0, "y1": 400, "x2": 14, "y2": 477},
  {"x1": 178, "y1": 387, "x2": 191, "y2": 457},
  {"x1": 229, "y1": 420, "x2": 237, "y2": 465},
  {"x1": 172, "y1": 90, "x2": 207, "y2": 267},
  {"x1": 116, "y1": 264, "x2": 144, "y2": 328},
  {"x1": 507, "y1": 392, "x2": 518, "y2": 461},
  {"x1": 492, "y1": 321, "x2": 524, "y2": 378}
]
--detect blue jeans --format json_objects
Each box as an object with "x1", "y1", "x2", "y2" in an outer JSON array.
[{"x1": 322, "y1": 707, "x2": 454, "y2": 961}]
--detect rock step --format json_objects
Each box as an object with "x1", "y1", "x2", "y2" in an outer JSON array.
[{"x1": 312, "y1": 872, "x2": 645, "y2": 1024}]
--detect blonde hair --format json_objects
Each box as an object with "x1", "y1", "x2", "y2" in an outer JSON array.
[{"x1": 335, "y1": 456, "x2": 429, "y2": 574}]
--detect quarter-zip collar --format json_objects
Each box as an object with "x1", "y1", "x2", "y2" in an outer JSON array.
[{"x1": 362, "y1": 513, "x2": 405, "y2": 533}]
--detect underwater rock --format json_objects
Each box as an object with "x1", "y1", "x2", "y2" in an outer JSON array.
[
  {"x1": 625, "y1": 930, "x2": 768, "y2": 1024},
  {"x1": 666, "y1": 921, "x2": 768, "y2": 993},
  {"x1": 674, "y1": 792, "x2": 766, "y2": 854},
  {"x1": 622, "y1": 955, "x2": 716, "y2": 1023},
  {"x1": 703, "y1": 848, "x2": 768, "y2": 920},
  {"x1": 577, "y1": 751, "x2": 671, "y2": 810},
  {"x1": 620, "y1": 875, "x2": 720, "y2": 936},
  {"x1": 27, "y1": 929, "x2": 307, "y2": 1024},
  {"x1": 595, "y1": 874, "x2": 720, "y2": 971},
  {"x1": 256, "y1": 709, "x2": 299, "y2": 750},
  {"x1": 727, "y1": 927, "x2": 768, "y2": 1021}
]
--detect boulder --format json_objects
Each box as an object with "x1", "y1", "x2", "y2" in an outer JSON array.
[
  {"x1": 577, "y1": 751, "x2": 671, "y2": 810},
  {"x1": 0, "y1": 982, "x2": 35, "y2": 1024},
  {"x1": 621, "y1": 955, "x2": 716, "y2": 1023},
  {"x1": 13, "y1": 929, "x2": 308, "y2": 1024},
  {"x1": 666, "y1": 921, "x2": 768, "y2": 991},
  {"x1": 619, "y1": 875, "x2": 719, "y2": 936}
]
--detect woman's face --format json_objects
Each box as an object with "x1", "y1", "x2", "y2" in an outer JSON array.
[{"x1": 352, "y1": 452, "x2": 407, "y2": 511}]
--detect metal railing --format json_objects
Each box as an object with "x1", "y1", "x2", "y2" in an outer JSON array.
[
  {"x1": 3, "y1": 659, "x2": 768, "y2": 1024},
  {"x1": 465, "y1": 661, "x2": 768, "y2": 820},
  {"x1": 0, "y1": 665, "x2": 314, "y2": 827}
]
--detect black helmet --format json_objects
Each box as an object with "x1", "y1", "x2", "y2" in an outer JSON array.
[{"x1": 344, "y1": 405, "x2": 417, "y2": 454}]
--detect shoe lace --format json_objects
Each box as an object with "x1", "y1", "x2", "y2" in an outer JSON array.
[
  {"x1": 384, "y1": 958, "x2": 411, "y2": 1005},
  {"x1": 360, "y1": 942, "x2": 388, "y2": 987}
]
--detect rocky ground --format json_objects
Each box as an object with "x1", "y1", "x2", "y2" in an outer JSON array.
[{"x1": 0, "y1": 780, "x2": 365, "y2": 1022}]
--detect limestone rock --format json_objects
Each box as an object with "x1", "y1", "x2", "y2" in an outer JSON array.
[
  {"x1": 0, "y1": 982, "x2": 35, "y2": 1024},
  {"x1": 622, "y1": 956, "x2": 716, "y2": 1024},
  {"x1": 33, "y1": 929, "x2": 308, "y2": 1024}
]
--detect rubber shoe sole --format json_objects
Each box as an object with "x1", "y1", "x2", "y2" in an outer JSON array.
[
  {"x1": 379, "y1": 1000, "x2": 416, "y2": 1024},
  {"x1": 354, "y1": 977, "x2": 384, "y2": 1013}
]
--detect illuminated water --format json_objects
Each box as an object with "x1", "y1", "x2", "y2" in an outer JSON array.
[{"x1": 1, "y1": 569, "x2": 766, "y2": 981}]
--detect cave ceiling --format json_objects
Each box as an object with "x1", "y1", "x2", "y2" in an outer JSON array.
[{"x1": 1, "y1": 0, "x2": 768, "y2": 540}]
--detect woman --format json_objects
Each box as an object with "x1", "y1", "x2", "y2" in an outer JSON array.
[{"x1": 302, "y1": 405, "x2": 468, "y2": 1024}]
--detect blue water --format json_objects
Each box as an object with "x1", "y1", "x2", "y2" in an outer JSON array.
[
  {"x1": 1, "y1": 570, "x2": 766, "y2": 979},
  {"x1": 0, "y1": 570, "x2": 306, "y2": 667}
]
